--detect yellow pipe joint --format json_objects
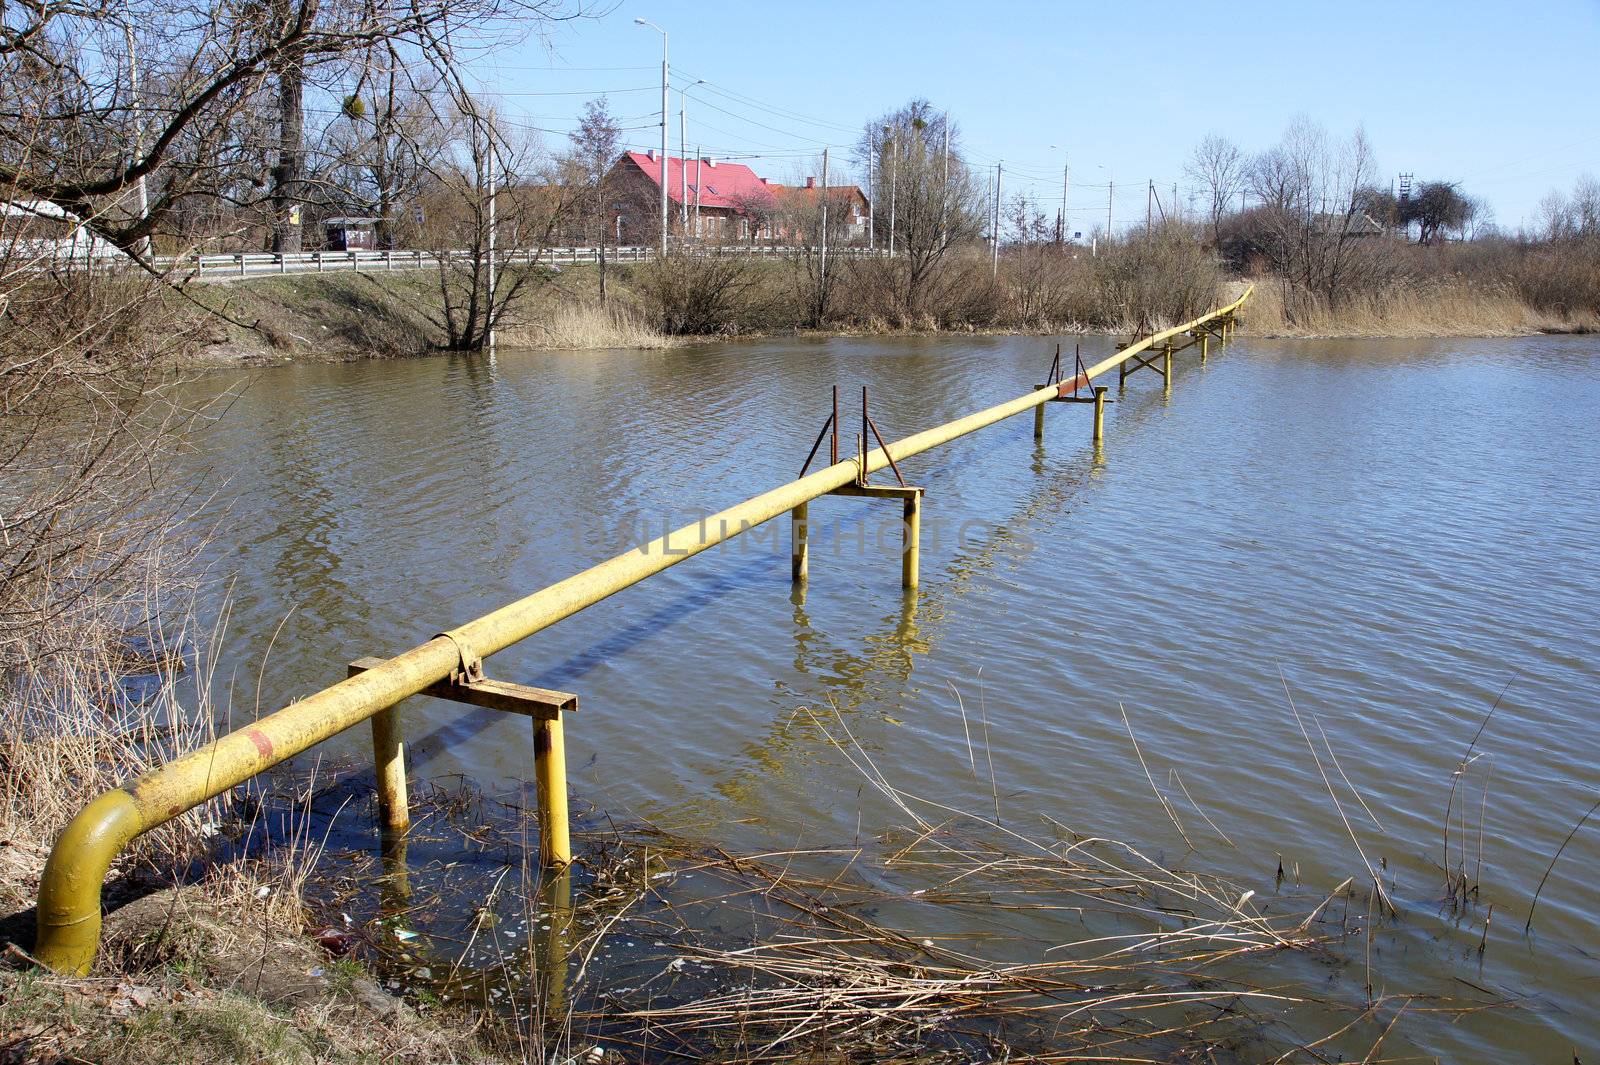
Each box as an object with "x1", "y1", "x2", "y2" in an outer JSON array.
[{"x1": 34, "y1": 789, "x2": 143, "y2": 975}]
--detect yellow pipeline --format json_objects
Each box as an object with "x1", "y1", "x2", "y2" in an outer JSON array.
[{"x1": 34, "y1": 287, "x2": 1249, "y2": 974}]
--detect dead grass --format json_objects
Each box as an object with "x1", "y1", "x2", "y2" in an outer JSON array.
[
  {"x1": 1239, "y1": 276, "x2": 1599, "y2": 338},
  {"x1": 1, "y1": 944, "x2": 510, "y2": 1064},
  {"x1": 500, "y1": 299, "x2": 677, "y2": 350},
  {"x1": 305, "y1": 701, "x2": 1500, "y2": 1065},
  {"x1": 0, "y1": 625, "x2": 520, "y2": 1064}
]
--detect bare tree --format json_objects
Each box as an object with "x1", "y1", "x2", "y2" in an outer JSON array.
[
  {"x1": 1246, "y1": 118, "x2": 1385, "y2": 310},
  {"x1": 1399, "y1": 181, "x2": 1473, "y2": 245},
  {"x1": 416, "y1": 100, "x2": 565, "y2": 351},
  {"x1": 0, "y1": 161, "x2": 210, "y2": 668},
  {"x1": 1249, "y1": 147, "x2": 1300, "y2": 211},
  {"x1": 0, "y1": 0, "x2": 580, "y2": 259},
  {"x1": 855, "y1": 100, "x2": 983, "y2": 324},
  {"x1": 726, "y1": 189, "x2": 777, "y2": 244},
  {"x1": 777, "y1": 166, "x2": 859, "y2": 326},
  {"x1": 323, "y1": 49, "x2": 443, "y2": 249},
  {"x1": 561, "y1": 97, "x2": 621, "y2": 304},
  {"x1": 998, "y1": 192, "x2": 1078, "y2": 327},
  {"x1": 1185, "y1": 133, "x2": 1246, "y2": 243}
]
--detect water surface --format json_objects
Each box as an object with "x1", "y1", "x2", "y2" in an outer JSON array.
[{"x1": 180, "y1": 331, "x2": 1600, "y2": 1059}]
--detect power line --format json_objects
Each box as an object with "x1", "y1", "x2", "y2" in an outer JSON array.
[{"x1": 672, "y1": 67, "x2": 861, "y2": 135}]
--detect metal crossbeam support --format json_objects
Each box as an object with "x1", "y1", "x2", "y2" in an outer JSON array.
[
  {"x1": 348, "y1": 657, "x2": 576, "y2": 867},
  {"x1": 1120, "y1": 346, "x2": 1167, "y2": 382},
  {"x1": 832, "y1": 482, "x2": 924, "y2": 588}
]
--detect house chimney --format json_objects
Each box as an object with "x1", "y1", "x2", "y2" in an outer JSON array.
[
  {"x1": 646, "y1": 149, "x2": 656, "y2": 161},
  {"x1": 702, "y1": 156, "x2": 716, "y2": 168},
  {"x1": 805, "y1": 177, "x2": 816, "y2": 189}
]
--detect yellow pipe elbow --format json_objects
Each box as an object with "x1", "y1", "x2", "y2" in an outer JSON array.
[{"x1": 35, "y1": 789, "x2": 144, "y2": 974}]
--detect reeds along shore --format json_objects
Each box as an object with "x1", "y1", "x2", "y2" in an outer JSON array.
[
  {"x1": 1240, "y1": 278, "x2": 1599, "y2": 338},
  {"x1": 193, "y1": 235, "x2": 1600, "y2": 366},
  {"x1": 237, "y1": 699, "x2": 1513, "y2": 1064}
]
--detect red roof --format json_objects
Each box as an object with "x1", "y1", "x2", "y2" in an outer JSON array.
[{"x1": 623, "y1": 152, "x2": 776, "y2": 211}]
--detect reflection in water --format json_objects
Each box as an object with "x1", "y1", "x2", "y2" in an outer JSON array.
[{"x1": 177, "y1": 332, "x2": 1600, "y2": 1061}]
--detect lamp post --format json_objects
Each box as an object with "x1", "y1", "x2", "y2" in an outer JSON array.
[{"x1": 634, "y1": 17, "x2": 668, "y2": 256}]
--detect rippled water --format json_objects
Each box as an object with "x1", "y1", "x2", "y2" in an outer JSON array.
[{"x1": 178, "y1": 332, "x2": 1599, "y2": 1059}]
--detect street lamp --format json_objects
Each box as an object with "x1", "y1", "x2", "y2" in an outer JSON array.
[{"x1": 634, "y1": 17, "x2": 668, "y2": 255}]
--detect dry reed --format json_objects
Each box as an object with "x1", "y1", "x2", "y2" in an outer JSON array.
[
  {"x1": 502, "y1": 300, "x2": 677, "y2": 351},
  {"x1": 323, "y1": 702, "x2": 1501, "y2": 1065},
  {"x1": 1239, "y1": 276, "x2": 1596, "y2": 338}
]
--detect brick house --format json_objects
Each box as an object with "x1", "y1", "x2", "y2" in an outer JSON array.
[
  {"x1": 607, "y1": 150, "x2": 866, "y2": 244},
  {"x1": 772, "y1": 178, "x2": 870, "y2": 243}
]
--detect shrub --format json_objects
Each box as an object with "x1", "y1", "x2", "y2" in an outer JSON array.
[{"x1": 634, "y1": 252, "x2": 769, "y2": 335}]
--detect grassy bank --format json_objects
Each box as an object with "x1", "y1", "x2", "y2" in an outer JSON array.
[{"x1": 187, "y1": 258, "x2": 1593, "y2": 370}]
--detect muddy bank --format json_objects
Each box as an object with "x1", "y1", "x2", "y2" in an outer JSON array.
[{"x1": 0, "y1": 867, "x2": 515, "y2": 1064}]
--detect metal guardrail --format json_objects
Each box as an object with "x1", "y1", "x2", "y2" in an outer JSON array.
[
  {"x1": 153, "y1": 243, "x2": 882, "y2": 279},
  {"x1": 32, "y1": 288, "x2": 1251, "y2": 973}
]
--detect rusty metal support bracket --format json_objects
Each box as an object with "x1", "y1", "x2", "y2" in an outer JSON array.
[
  {"x1": 349, "y1": 657, "x2": 575, "y2": 867},
  {"x1": 435, "y1": 628, "x2": 485, "y2": 686},
  {"x1": 1040, "y1": 344, "x2": 1100, "y2": 402},
  {"x1": 862, "y1": 386, "x2": 908, "y2": 487},
  {"x1": 798, "y1": 385, "x2": 842, "y2": 478},
  {"x1": 829, "y1": 482, "x2": 921, "y2": 500},
  {"x1": 348, "y1": 658, "x2": 577, "y2": 721}
]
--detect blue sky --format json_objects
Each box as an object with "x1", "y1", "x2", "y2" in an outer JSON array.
[{"x1": 469, "y1": 0, "x2": 1600, "y2": 232}]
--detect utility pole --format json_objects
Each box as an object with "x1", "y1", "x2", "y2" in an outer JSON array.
[
  {"x1": 1106, "y1": 177, "x2": 1113, "y2": 243},
  {"x1": 695, "y1": 145, "x2": 703, "y2": 239},
  {"x1": 992, "y1": 161, "x2": 1002, "y2": 278},
  {"x1": 1147, "y1": 180, "x2": 1153, "y2": 231},
  {"x1": 634, "y1": 18, "x2": 669, "y2": 256},
  {"x1": 1172, "y1": 182, "x2": 1178, "y2": 225},
  {"x1": 887, "y1": 133, "x2": 897, "y2": 258},
  {"x1": 1061, "y1": 158, "x2": 1069, "y2": 245},
  {"x1": 678, "y1": 79, "x2": 701, "y2": 237},
  {"x1": 819, "y1": 147, "x2": 829, "y2": 294},
  {"x1": 867, "y1": 151, "x2": 875, "y2": 252},
  {"x1": 124, "y1": 24, "x2": 150, "y2": 260}
]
